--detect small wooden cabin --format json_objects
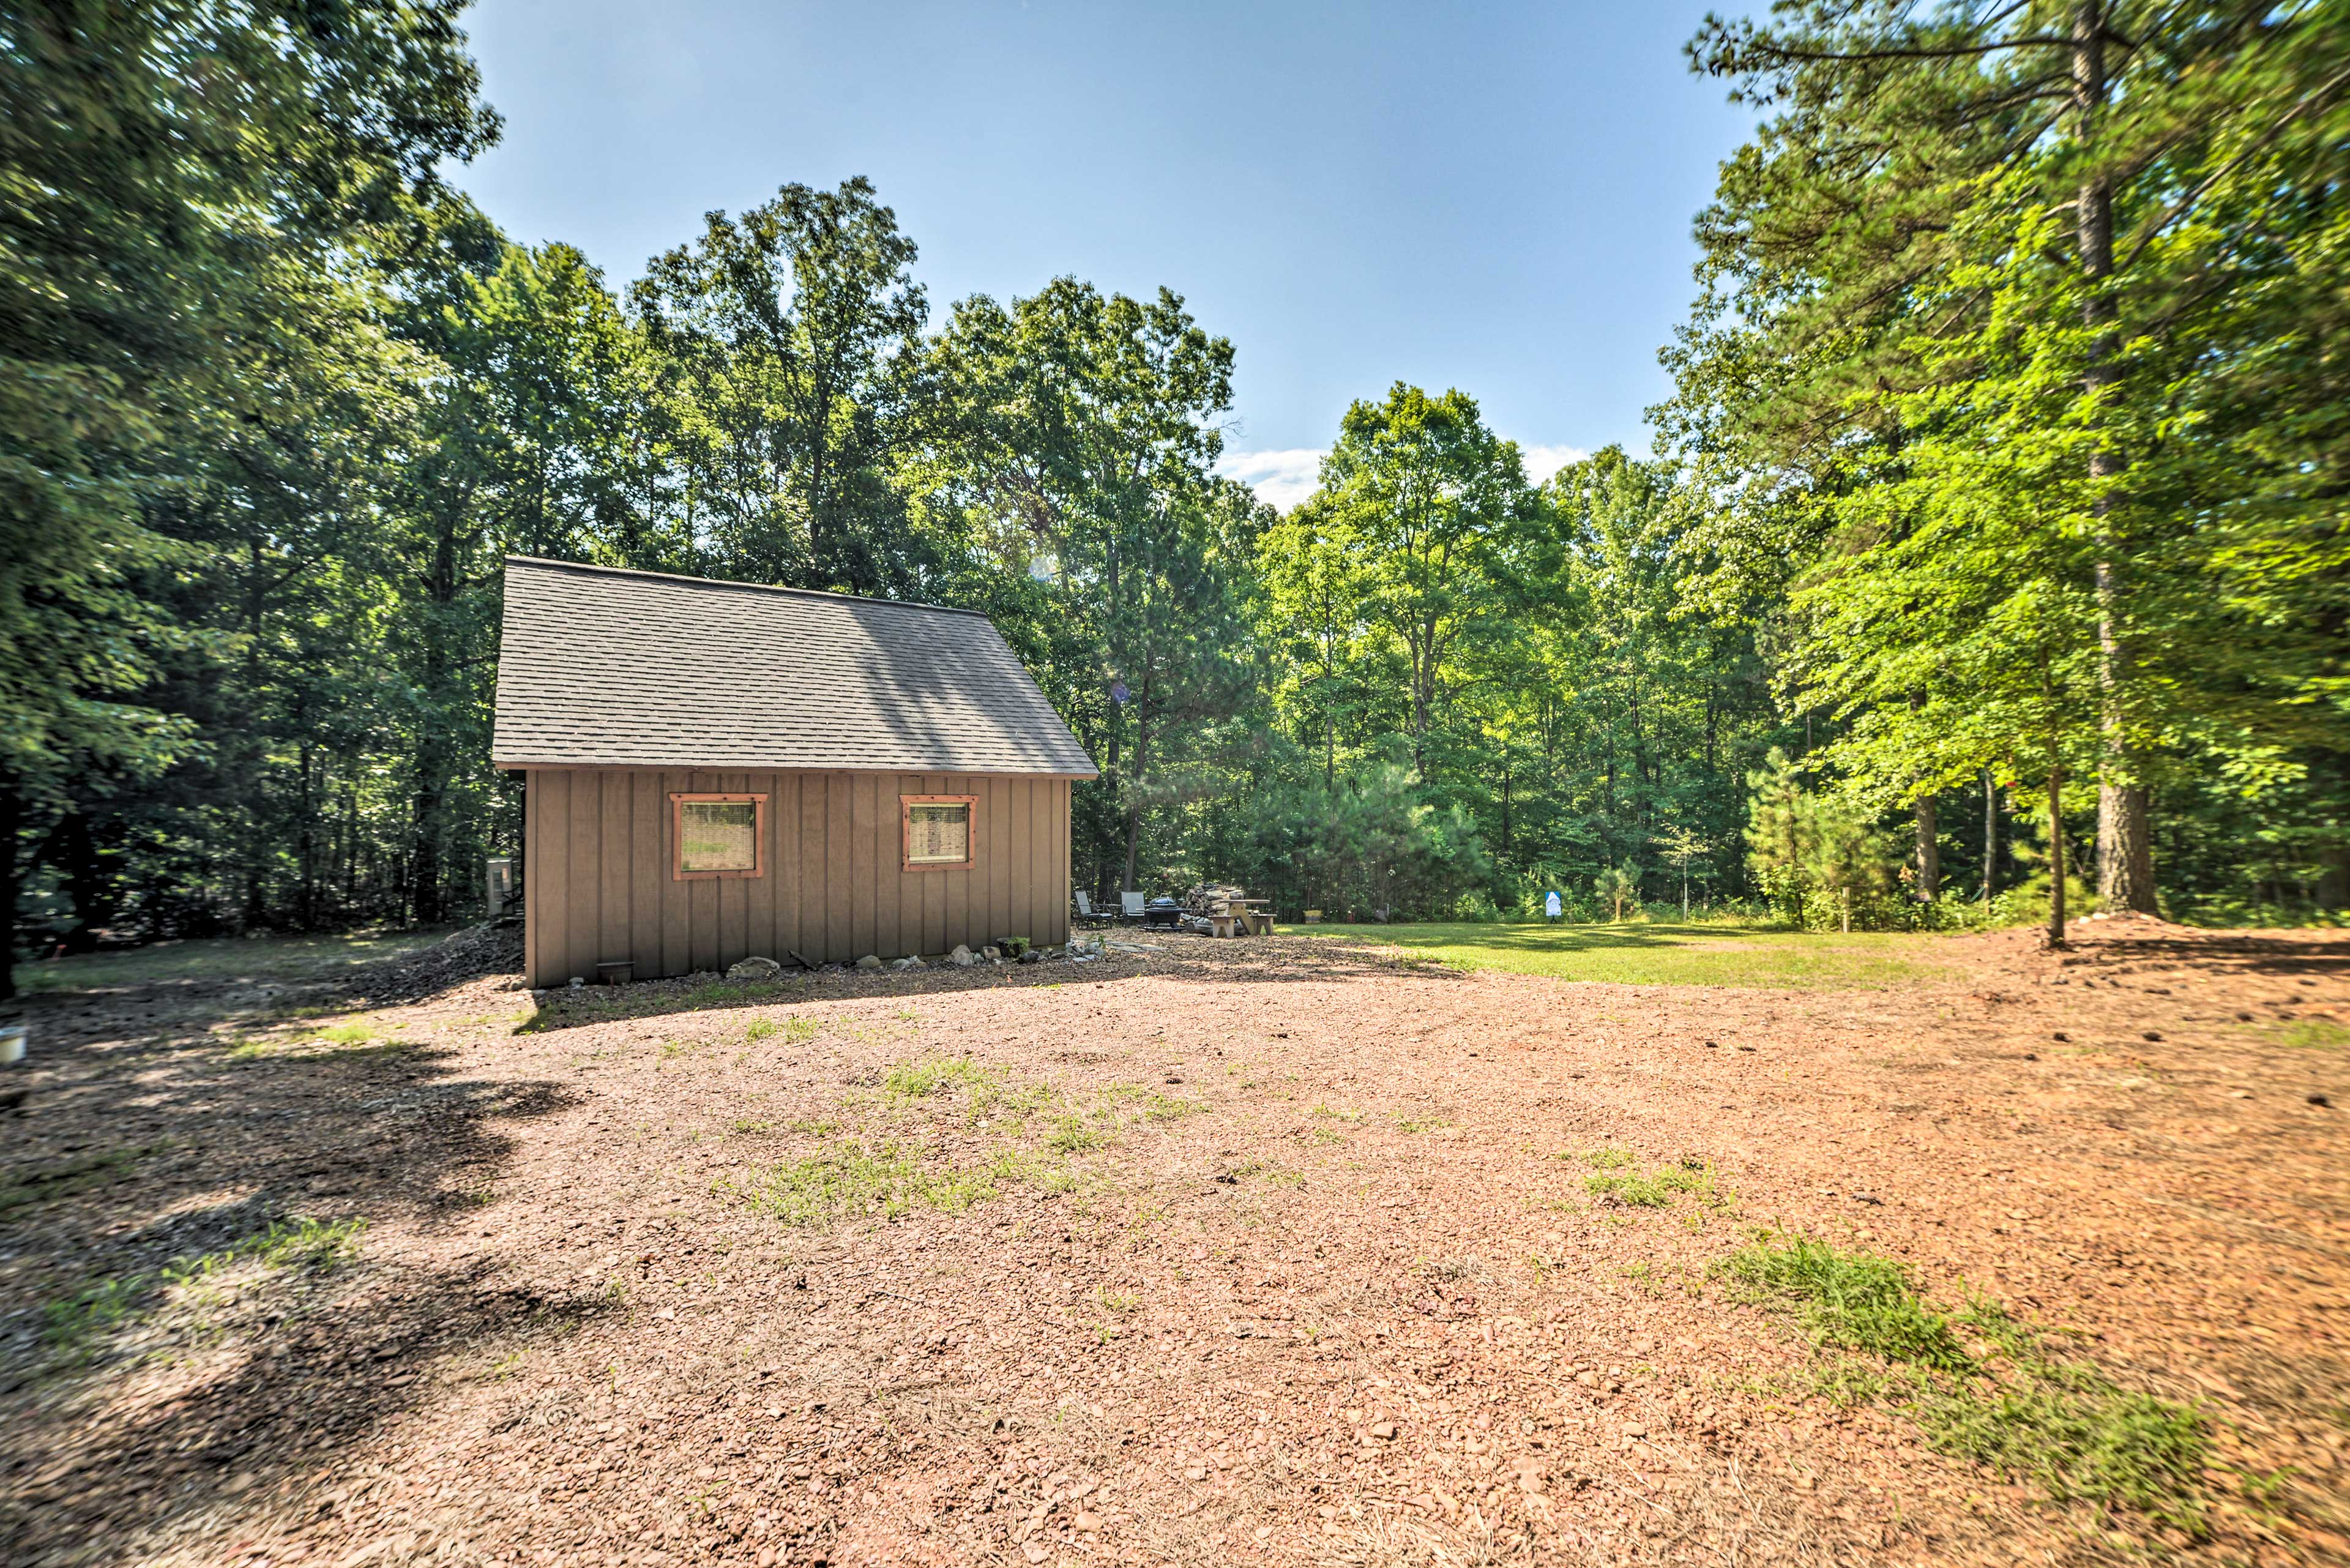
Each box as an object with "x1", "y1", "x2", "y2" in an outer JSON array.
[{"x1": 491, "y1": 557, "x2": 1097, "y2": 988}]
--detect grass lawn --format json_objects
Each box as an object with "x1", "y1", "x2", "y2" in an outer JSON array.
[
  {"x1": 15, "y1": 928, "x2": 451, "y2": 996},
  {"x1": 1300, "y1": 919, "x2": 1956, "y2": 988}
]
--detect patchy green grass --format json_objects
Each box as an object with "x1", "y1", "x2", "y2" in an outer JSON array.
[
  {"x1": 1586, "y1": 1156, "x2": 1730, "y2": 1212},
  {"x1": 1047, "y1": 1114, "x2": 1105, "y2": 1154},
  {"x1": 1587, "y1": 1171, "x2": 1674, "y2": 1208},
  {"x1": 163, "y1": 1215, "x2": 367, "y2": 1290},
  {"x1": 721, "y1": 1053, "x2": 1202, "y2": 1231},
  {"x1": 42, "y1": 1277, "x2": 151, "y2": 1364},
  {"x1": 882, "y1": 1055, "x2": 1053, "y2": 1122},
  {"x1": 883, "y1": 1055, "x2": 1001, "y2": 1101},
  {"x1": 0, "y1": 1144, "x2": 162, "y2": 1219},
  {"x1": 715, "y1": 1139, "x2": 1023, "y2": 1227},
  {"x1": 1307, "y1": 921, "x2": 1952, "y2": 988},
  {"x1": 17, "y1": 929, "x2": 450, "y2": 996},
  {"x1": 2275, "y1": 1017, "x2": 2348, "y2": 1049},
  {"x1": 1132, "y1": 1090, "x2": 1205, "y2": 1122},
  {"x1": 226, "y1": 1029, "x2": 411, "y2": 1065},
  {"x1": 42, "y1": 1215, "x2": 366, "y2": 1366},
  {"x1": 1720, "y1": 1231, "x2": 1974, "y2": 1370},
  {"x1": 1718, "y1": 1230, "x2": 2212, "y2": 1533}
]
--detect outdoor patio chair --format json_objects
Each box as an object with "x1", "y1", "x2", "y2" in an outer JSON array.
[
  {"x1": 1120, "y1": 891, "x2": 1146, "y2": 923},
  {"x1": 1073, "y1": 891, "x2": 1112, "y2": 926}
]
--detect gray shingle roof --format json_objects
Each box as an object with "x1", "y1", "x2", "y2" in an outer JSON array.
[{"x1": 491, "y1": 558, "x2": 1097, "y2": 777}]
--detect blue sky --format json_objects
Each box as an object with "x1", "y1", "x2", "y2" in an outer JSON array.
[{"x1": 452, "y1": 1, "x2": 1756, "y2": 508}]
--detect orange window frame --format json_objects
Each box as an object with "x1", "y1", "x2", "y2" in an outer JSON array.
[
  {"x1": 670, "y1": 792, "x2": 767, "y2": 881},
  {"x1": 901, "y1": 793, "x2": 979, "y2": 871}
]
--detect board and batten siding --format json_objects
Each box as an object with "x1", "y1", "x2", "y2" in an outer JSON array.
[{"x1": 522, "y1": 768, "x2": 1072, "y2": 988}]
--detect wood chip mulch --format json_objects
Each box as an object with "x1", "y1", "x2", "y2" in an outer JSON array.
[{"x1": 1, "y1": 917, "x2": 2344, "y2": 1567}]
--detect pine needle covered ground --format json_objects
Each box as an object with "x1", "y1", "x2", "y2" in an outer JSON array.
[{"x1": 1, "y1": 920, "x2": 2343, "y2": 1566}]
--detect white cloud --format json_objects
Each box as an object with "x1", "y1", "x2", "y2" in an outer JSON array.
[
  {"x1": 1217, "y1": 448, "x2": 1324, "y2": 512},
  {"x1": 1218, "y1": 439, "x2": 1589, "y2": 510},
  {"x1": 1515, "y1": 442, "x2": 1589, "y2": 487}
]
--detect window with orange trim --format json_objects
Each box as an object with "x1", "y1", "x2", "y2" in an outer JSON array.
[
  {"x1": 671, "y1": 793, "x2": 766, "y2": 879},
  {"x1": 901, "y1": 794, "x2": 977, "y2": 870}
]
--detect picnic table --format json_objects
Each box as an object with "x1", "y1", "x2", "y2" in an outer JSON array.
[{"x1": 1185, "y1": 885, "x2": 1272, "y2": 937}]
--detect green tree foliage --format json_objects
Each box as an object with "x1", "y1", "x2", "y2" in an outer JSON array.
[
  {"x1": 923, "y1": 280, "x2": 1260, "y2": 895},
  {"x1": 8, "y1": 1, "x2": 2341, "y2": 994},
  {"x1": 1744, "y1": 748, "x2": 1901, "y2": 932},
  {"x1": 0, "y1": 1, "x2": 494, "y2": 993},
  {"x1": 632, "y1": 179, "x2": 930, "y2": 594},
  {"x1": 1667, "y1": 0, "x2": 2350, "y2": 941},
  {"x1": 1592, "y1": 864, "x2": 1643, "y2": 923},
  {"x1": 1302, "y1": 385, "x2": 1541, "y2": 772}
]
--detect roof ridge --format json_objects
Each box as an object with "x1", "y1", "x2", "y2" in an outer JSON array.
[{"x1": 503, "y1": 555, "x2": 991, "y2": 618}]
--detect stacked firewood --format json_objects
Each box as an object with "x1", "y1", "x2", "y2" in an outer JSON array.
[{"x1": 1184, "y1": 883, "x2": 1250, "y2": 915}]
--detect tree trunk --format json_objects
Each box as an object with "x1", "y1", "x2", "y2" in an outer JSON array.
[
  {"x1": 1120, "y1": 674, "x2": 1152, "y2": 895},
  {"x1": 2312, "y1": 771, "x2": 2350, "y2": 907},
  {"x1": 2073, "y1": 1, "x2": 2160, "y2": 916},
  {"x1": 2097, "y1": 779, "x2": 2155, "y2": 914},
  {"x1": 1914, "y1": 792, "x2": 1939, "y2": 903},
  {"x1": 0, "y1": 767, "x2": 20, "y2": 1002},
  {"x1": 1499, "y1": 759, "x2": 1512, "y2": 862},
  {"x1": 241, "y1": 535, "x2": 269, "y2": 934},
  {"x1": 51, "y1": 807, "x2": 105, "y2": 954},
  {"x1": 1982, "y1": 768, "x2": 1999, "y2": 905},
  {"x1": 410, "y1": 512, "x2": 460, "y2": 925},
  {"x1": 2046, "y1": 758, "x2": 2068, "y2": 947}
]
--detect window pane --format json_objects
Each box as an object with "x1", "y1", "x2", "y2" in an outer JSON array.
[
  {"x1": 681, "y1": 801, "x2": 757, "y2": 872},
  {"x1": 907, "y1": 803, "x2": 969, "y2": 863}
]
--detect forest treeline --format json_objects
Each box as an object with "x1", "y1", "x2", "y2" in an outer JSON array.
[{"x1": 2, "y1": 2, "x2": 2344, "y2": 997}]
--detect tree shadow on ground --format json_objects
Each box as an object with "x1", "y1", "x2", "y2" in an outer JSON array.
[
  {"x1": 505, "y1": 946, "x2": 1391, "y2": 1033},
  {"x1": 0, "y1": 979, "x2": 594, "y2": 1564},
  {"x1": 2086, "y1": 929, "x2": 2350, "y2": 974}
]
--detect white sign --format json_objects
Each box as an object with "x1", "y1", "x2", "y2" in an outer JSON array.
[{"x1": 1544, "y1": 891, "x2": 1562, "y2": 919}]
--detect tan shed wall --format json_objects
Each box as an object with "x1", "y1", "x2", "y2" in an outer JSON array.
[{"x1": 521, "y1": 768, "x2": 1072, "y2": 988}]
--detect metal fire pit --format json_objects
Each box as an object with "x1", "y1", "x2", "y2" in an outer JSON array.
[{"x1": 1141, "y1": 897, "x2": 1183, "y2": 930}]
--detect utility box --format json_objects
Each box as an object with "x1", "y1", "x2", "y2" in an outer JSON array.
[{"x1": 485, "y1": 856, "x2": 515, "y2": 919}]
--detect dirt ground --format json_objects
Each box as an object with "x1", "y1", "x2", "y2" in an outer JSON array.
[{"x1": 1, "y1": 918, "x2": 2345, "y2": 1567}]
